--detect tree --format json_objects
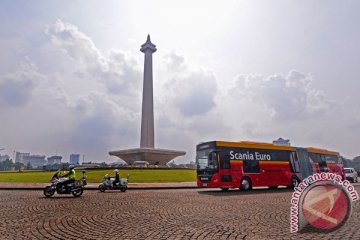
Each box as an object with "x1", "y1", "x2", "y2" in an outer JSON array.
[
  {"x1": 26, "y1": 162, "x2": 32, "y2": 170},
  {"x1": 342, "y1": 157, "x2": 353, "y2": 168},
  {"x1": 14, "y1": 162, "x2": 24, "y2": 171},
  {"x1": 0, "y1": 159, "x2": 14, "y2": 171},
  {"x1": 61, "y1": 162, "x2": 69, "y2": 170}
]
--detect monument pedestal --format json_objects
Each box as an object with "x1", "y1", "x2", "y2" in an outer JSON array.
[{"x1": 109, "y1": 148, "x2": 185, "y2": 165}]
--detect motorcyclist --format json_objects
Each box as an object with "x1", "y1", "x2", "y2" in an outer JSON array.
[
  {"x1": 59, "y1": 165, "x2": 76, "y2": 190},
  {"x1": 113, "y1": 169, "x2": 120, "y2": 187}
]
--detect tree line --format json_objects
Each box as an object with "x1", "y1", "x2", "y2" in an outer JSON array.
[
  {"x1": 0, "y1": 159, "x2": 26, "y2": 171},
  {"x1": 343, "y1": 156, "x2": 360, "y2": 173}
]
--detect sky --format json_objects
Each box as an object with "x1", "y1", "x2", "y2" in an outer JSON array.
[{"x1": 0, "y1": 0, "x2": 359, "y2": 163}]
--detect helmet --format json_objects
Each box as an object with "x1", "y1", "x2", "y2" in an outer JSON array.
[
  {"x1": 114, "y1": 169, "x2": 119, "y2": 173},
  {"x1": 69, "y1": 165, "x2": 75, "y2": 170}
]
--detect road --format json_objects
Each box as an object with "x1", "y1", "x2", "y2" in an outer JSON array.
[{"x1": 0, "y1": 186, "x2": 359, "y2": 239}]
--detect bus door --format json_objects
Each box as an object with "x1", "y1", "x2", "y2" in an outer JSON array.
[
  {"x1": 295, "y1": 148, "x2": 313, "y2": 180},
  {"x1": 219, "y1": 152, "x2": 233, "y2": 186}
]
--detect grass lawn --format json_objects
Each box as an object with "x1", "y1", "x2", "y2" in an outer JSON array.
[{"x1": 0, "y1": 169, "x2": 197, "y2": 183}]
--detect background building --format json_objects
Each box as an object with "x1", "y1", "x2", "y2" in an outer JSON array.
[
  {"x1": 0, "y1": 154, "x2": 10, "y2": 162},
  {"x1": 22, "y1": 155, "x2": 46, "y2": 168},
  {"x1": 70, "y1": 154, "x2": 80, "y2": 165},
  {"x1": 273, "y1": 138, "x2": 291, "y2": 146},
  {"x1": 47, "y1": 155, "x2": 62, "y2": 165},
  {"x1": 15, "y1": 152, "x2": 30, "y2": 163}
]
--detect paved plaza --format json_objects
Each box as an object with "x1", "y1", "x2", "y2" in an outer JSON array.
[{"x1": 0, "y1": 187, "x2": 359, "y2": 240}]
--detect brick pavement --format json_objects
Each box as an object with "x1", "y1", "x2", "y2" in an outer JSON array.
[{"x1": 0, "y1": 187, "x2": 359, "y2": 240}]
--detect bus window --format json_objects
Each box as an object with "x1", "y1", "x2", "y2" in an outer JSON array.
[
  {"x1": 243, "y1": 160, "x2": 260, "y2": 173},
  {"x1": 219, "y1": 153, "x2": 231, "y2": 169},
  {"x1": 308, "y1": 153, "x2": 320, "y2": 163},
  {"x1": 324, "y1": 155, "x2": 338, "y2": 164}
]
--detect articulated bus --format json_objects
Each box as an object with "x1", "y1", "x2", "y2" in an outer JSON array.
[{"x1": 196, "y1": 141, "x2": 344, "y2": 191}]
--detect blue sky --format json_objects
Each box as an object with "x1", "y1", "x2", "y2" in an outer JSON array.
[{"x1": 0, "y1": 0, "x2": 360, "y2": 162}]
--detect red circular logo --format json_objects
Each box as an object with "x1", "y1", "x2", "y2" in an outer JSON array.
[{"x1": 301, "y1": 182, "x2": 351, "y2": 231}]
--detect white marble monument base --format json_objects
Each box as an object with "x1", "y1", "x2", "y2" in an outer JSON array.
[{"x1": 109, "y1": 148, "x2": 186, "y2": 165}]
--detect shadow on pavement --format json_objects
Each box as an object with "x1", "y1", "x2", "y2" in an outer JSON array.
[{"x1": 198, "y1": 187, "x2": 295, "y2": 196}]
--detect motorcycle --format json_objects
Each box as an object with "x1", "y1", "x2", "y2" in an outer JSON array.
[
  {"x1": 99, "y1": 174, "x2": 129, "y2": 192},
  {"x1": 43, "y1": 170, "x2": 87, "y2": 197}
]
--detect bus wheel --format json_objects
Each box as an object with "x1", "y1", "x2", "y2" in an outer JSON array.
[
  {"x1": 240, "y1": 178, "x2": 252, "y2": 191},
  {"x1": 221, "y1": 188, "x2": 229, "y2": 191},
  {"x1": 288, "y1": 177, "x2": 300, "y2": 189}
]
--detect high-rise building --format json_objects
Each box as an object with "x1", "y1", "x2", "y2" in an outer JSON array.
[
  {"x1": 70, "y1": 154, "x2": 80, "y2": 165},
  {"x1": 47, "y1": 155, "x2": 62, "y2": 165}
]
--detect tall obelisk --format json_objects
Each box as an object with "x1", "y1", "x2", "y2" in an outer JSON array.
[
  {"x1": 140, "y1": 34, "x2": 156, "y2": 148},
  {"x1": 109, "y1": 35, "x2": 186, "y2": 165}
]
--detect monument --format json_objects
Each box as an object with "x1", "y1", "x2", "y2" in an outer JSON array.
[{"x1": 109, "y1": 35, "x2": 186, "y2": 165}]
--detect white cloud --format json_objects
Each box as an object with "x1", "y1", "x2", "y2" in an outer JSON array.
[
  {"x1": 174, "y1": 72, "x2": 217, "y2": 117},
  {"x1": 164, "y1": 51, "x2": 186, "y2": 72},
  {"x1": 46, "y1": 19, "x2": 102, "y2": 66},
  {"x1": 229, "y1": 70, "x2": 332, "y2": 122},
  {"x1": 45, "y1": 20, "x2": 142, "y2": 106},
  {"x1": 100, "y1": 50, "x2": 142, "y2": 96},
  {"x1": 0, "y1": 58, "x2": 41, "y2": 107},
  {"x1": 159, "y1": 52, "x2": 218, "y2": 117}
]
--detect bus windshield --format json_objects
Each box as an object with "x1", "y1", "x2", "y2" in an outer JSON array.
[
  {"x1": 196, "y1": 150, "x2": 209, "y2": 170},
  {"x1": 196, "y1": 149, "x2": 218, "y2": 170}
]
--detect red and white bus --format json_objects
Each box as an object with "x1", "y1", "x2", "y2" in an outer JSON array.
[{"x1": 196, "y1": 141, "x2": 344, "y2": 191}]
